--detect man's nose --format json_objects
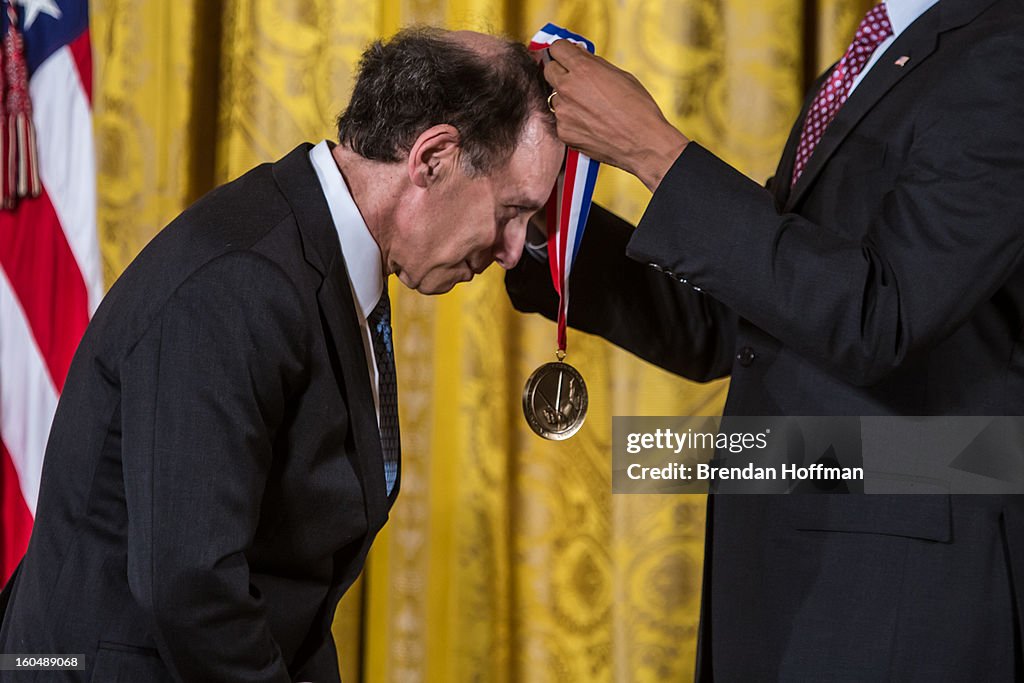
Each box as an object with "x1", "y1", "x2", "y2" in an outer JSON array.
[{"x1": 494, "y1": 220, "x2": 527, "y2": 270}]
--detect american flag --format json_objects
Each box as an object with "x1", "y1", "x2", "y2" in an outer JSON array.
[{"x1": 0, "y1": 0, "x2": 101, "y2": 584}]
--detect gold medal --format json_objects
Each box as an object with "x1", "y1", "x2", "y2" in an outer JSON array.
[
  {"x1": 522, "y1": 357, "x2": 588, "y2": 440},
  {"x1": 521, "y1": 28, "x2": 601, "y2": 441}
]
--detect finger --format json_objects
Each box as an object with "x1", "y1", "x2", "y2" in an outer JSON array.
[
  {"x1": 547, "y1": 39, "x2": 591, "y2": 68},
  {"x1": 545, "y1": 90, "x2": 563, "y2": 115},
  {"x1": 543, "y1": 60, "x2": 569, "y2": 87},
  {"x1": 589, "y1": 52, "x2": 639, "y2": 82},
  {"x1": 544, "y1": 53, "x2": 569, "y2": 76},
  {"x1": 555, "y1": 121, "x2": 591, "y2": 158}
]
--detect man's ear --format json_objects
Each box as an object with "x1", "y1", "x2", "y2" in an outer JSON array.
[{"x1": 407, "y1": 124, "x2": 462, "y2": 188}]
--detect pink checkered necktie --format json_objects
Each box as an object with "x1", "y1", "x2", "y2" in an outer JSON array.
[{"x1": 791, "y1": 3, "x2": 893, "y2": 186}]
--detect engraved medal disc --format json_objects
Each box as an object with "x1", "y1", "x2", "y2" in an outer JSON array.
[{"x1": 522, "y1": 362, "x2": 589, "y2": 440}]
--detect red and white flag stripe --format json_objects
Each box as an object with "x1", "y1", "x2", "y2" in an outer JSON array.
[{"x1": 0, "y1": 22, "x2": 100, "y2": 583}]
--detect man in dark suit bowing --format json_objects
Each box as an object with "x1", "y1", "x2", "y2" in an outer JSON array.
[
  {"x1": 0, "y1": 28, "x2": 562, "y2": 682},
  {"x1": 509, "y1": 0, "x2": 1024, "y2": 679}
]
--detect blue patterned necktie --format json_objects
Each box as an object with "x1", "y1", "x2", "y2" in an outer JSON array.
[{"x1": 368, "y1": 287, "x2": 400, "y2": 495}]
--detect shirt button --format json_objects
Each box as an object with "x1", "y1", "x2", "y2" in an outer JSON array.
[{"x1": 736, "y1": 346, "x2": 757, "y2": 367}]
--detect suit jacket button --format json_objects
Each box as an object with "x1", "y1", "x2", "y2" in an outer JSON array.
[{"x1": 737, "y1": 346, "x2": 757, "y2": 367}]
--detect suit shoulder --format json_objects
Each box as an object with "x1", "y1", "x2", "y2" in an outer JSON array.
[
  {"x1": 173, "y1": 162, "x2": 294, "y2": 250},
  {"x1": 955, "y1": 0, "x2": 1024, "y2": 47},
  {"x1": 86, "y1": 163, "x2": 316, "y2": 367},
  {"x1": 916, "y1": 6, "x2": 1024, "y2": 118}
]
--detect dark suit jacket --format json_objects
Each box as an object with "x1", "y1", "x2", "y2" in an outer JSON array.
[
  {"x1": 509, "y1": 0, "x2": 1024, "y2": 679},
  {"x1": 0, "y1": 144, "x2": 393, "y2": 682}
]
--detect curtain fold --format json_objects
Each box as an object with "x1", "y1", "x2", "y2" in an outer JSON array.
[{"x1": 92, "y1": 1, "x2": 873, "y2": 680}]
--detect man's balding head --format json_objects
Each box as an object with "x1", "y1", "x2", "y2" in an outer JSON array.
[
  {"x1": 448, "y1": 29, "x2": 506, "y2": 57},
  {"x1": 336, "y1": 27, "x2": 555, "y2": 175}
]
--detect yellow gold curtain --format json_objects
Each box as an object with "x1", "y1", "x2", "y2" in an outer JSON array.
[{"x1": 92, "y1": 1, "x2": 873, "y2": 680}]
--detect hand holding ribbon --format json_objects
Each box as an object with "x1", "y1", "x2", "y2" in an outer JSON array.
[{"x1": 540, "y1": 38, "x2": 689, "y2": 193}]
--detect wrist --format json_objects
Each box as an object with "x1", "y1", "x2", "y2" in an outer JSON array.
[{"x1": 632, "y1": 123, "x2": 689, "y2": 192}]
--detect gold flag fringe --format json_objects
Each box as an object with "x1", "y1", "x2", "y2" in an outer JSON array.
[{"x1": 2, "y1": 1, "x2": 42, "y2": 210}]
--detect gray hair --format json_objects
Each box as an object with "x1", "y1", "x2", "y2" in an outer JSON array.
[{"x1": 336, "y1": 27, "x2": 555, "y2": 175}]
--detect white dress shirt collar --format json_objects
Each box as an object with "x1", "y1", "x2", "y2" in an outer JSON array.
[
  {"x1": 848, "y1": 0, "x2": 942, "y2": 94},
  {"x1": 308, "y1": 140, "x2": 384, "y2": 321},
  {"x1": 885, "y1": 0, "x2": 941, "y2": 37}
]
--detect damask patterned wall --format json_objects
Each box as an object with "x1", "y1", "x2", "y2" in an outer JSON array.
[{"x1": 90, "y1": 1, "x2": 872, "y2": 680}]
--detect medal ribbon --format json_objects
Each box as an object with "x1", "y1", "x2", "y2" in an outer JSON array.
[{"x1": 529, "y1": 24, "x2": 600, "y2": 354}]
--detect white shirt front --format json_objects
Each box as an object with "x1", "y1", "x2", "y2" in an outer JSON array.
[
  {"x1": 308, "y1": 140, "x2": 385, "y2": 422},
  {"x1": 849, "y1": 0, "x2": 942, "y2": 94}
]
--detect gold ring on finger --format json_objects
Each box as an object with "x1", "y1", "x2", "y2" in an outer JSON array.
[{"x1": 547, "y1": 90, "x2": 559, "y2": 113}]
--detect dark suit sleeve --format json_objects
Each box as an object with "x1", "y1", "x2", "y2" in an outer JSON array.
[
  {"x1": 120, "y1": 251, "x2": 310, "y2": 683},
  {"x1": 506, "y1": 204, "x2": 738, "y2": 382},
  {"x1": 628, "y1": 35, "x2": 1024, "y2": 386}
]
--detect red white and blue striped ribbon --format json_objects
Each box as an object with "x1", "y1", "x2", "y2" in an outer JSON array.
[{"x1": 529, "y1": 23, "x2": 600, "y2": 353}]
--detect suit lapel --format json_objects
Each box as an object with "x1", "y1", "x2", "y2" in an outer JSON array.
[
  {"x1": 785, "y1": 8, "x2": 940, "y2": 211},
  {"x1": 785, "y1": 0, "x2": 999, "y2": 212},
  {"x1": 316, "y1": 263, "x2": 390, "y2": 529},
  {"x1": 772, "y1": 68, "x2": 832, "y2": 208},
  {"x1": 271, "y1": 144, "x2": 389, "y2": 534}
]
